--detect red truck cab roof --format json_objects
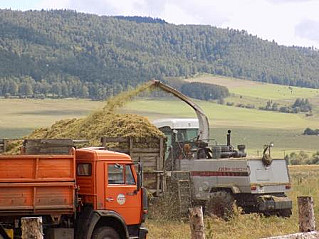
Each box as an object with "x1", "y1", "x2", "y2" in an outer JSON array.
[{"x1": 75, "y1": 147, "x2": 132, "y2": 163}]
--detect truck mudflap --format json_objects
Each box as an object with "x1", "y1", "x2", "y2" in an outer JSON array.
[
  {"x1": 138, "y1": 225, "x2": 148, "y2": 239},
  {"x1": 257, "y1": 195, "x2": 292, "y2": 211}
]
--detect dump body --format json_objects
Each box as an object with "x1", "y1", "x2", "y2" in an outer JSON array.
[{"x1": 0, "y1": 151, "x2": 76, "y2": 216}]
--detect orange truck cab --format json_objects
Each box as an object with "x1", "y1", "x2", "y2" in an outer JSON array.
[{"x1": 0, "y1": 143, "x2": 148, "y2": 239}]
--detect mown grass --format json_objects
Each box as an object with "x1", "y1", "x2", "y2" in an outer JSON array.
[{"x1": 146, "y1": 165, "x2": 319, "y2": 239}]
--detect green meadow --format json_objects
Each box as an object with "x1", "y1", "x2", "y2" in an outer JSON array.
[
  {"x1": 187, "y1": 74, "x2": 319, "y2": 100},
  {"x1": 122, "y1": 98, "x2": 319, "y2": 158},
  {"x1": 0, "y1": 98, "x2": 104, "y2": 138},
  {"x1": 1, "y1": 74, "x2": 319, "y2": 157},
  {"x1": 187, "y1": 74, "x2": 319, "y2": 116}
]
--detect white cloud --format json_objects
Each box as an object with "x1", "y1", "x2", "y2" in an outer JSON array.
[
  {"x1": 266, "y1": 0, "x2": 314, "y2": 4},
  {"x1": 34, "y1": 0, "x2": 319, "y2": 48},
  {"x1": 296, "y1": 20, "x2": 319, "y2": 42}
]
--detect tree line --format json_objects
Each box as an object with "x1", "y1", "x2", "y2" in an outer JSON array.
[
  {"x1": 0, "y1": 75, "x2": 229, "y2": 101},
  {"x1": 1, "y1": 9, "x2": 319, "y2": 100},
  {"x1": 0, "y1": 76, "x2": 125, "y2": 100},
  {"x1": 285, "y1": 151, "x2": 319, "y2": 165},
  {"x1": 180, "y1": 82, "x2": 229, "y2": 100},
  {"x1": 259, "y1": 98, "x2": 312, "y2": 113},
  {"x1": 303, "y1": 128, "x2": 319, "y2": 136}
]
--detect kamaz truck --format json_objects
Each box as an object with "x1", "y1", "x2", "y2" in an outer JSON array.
[{"x1": 0, "y1": 139, "x2": 148, "y2": 239}]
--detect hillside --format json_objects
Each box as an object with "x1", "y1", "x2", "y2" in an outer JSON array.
[{"x1": 1, "y1": 9, "x2": 319, "y2": 100}]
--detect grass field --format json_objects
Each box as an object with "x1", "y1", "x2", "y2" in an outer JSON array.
[
  {"x1": 1, "y1": 94, "x2": 319, "y2": 157},
  {"x1": 1, "y1": 74, "x2": 319, "y2": 156},
  {"x1": 186, "y1": 74, "x2": 319, "y2": 101},
  {"x1": 0, "y1": 98, "x2": 104, "y2": 138},
  {"x1": 122, "y1": 98, "x2": 319, "y2": 157},
  {"x1": 146, "y1": 165, "x2": 319, "y2": 239},
  {"x1": 186, "y1": 74, "x2": 319, "y2": 116},
  {"x1": 123, "y1": 98, "x2": 318, "y2": 129}
]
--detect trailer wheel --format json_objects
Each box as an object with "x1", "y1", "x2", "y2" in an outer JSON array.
[
  {"x1": 92, "y1": 226, "x2": 120, "y2": 239},
  {"x1": 206, "y1": 191, "x2": 235, "y2": 220}
]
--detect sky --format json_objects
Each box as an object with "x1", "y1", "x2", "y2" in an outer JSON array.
[{"x1": 2, "y1": 0, "x2": 319, "y2": 49}]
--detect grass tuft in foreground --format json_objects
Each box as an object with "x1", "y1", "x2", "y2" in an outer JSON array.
[{"x1": 146, "y1": 165, "x2": 319, "y2": 239}]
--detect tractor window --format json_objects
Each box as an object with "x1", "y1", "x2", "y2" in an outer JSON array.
[
  {"x1": 77, "y1": 163, "x2": 92, "y2": 176},
  {"x1": 185, "y1": 129, "x2": 198, "y2": 141},
  {"x1": 125, "y1": 165, "x2": 135, "y2": 185},
  {"x1": 108, "y1": 164, "x2": 124, "y2": 184},
  {"x1": 176, "y1": 129, "x2": 198, "y2": 142}
]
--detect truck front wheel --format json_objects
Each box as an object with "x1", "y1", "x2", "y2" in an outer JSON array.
[
  {"x1": 206, "y1": 191, "x2": 235, "y2": 220},
  {"x1": 92, "y1": 226, "x2": 120, "y2": 239}
]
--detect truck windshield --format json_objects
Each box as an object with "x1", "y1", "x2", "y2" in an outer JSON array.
[{"x1": 176, "y1": 129, "x2": 198, "y2": 142}]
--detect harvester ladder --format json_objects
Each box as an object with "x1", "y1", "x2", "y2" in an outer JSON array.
[{"x1": 177, "y1": 177, "x2": 192, "y2": 215}]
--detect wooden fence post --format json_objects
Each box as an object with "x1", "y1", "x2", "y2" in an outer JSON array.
[
  {"x1": 298, "y1": 196, "x2": 315, "y2": 232},
  {"x1": 189, "y1": 206, "x2": 205, "y2": 239},
  {"x1": 21, "y1": 217, "x2": 43, "y2": 239}
]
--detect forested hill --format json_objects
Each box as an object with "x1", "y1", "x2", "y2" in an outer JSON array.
[{"x1": 1, "y1": 9, "x2": 319, "y2": 100}]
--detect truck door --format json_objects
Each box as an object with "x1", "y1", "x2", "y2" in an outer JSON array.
[{"x1": 105, "y1": 163, "x2": 141, "y2": 225}]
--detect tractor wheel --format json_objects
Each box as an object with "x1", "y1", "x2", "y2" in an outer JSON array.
[
  {"x1": 206, "y1": 191, "x2": 235, "y2": 220},
  {"x1": 92, "y1": 226, "x2": 120, "y2": 239}
]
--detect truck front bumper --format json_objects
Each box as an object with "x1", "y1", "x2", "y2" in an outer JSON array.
[{"x1": 257, "y1": 195, "x2": 292, "y2": 211}]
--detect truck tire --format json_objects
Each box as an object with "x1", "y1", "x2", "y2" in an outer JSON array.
[
  {"x1": 92, "y1": 226, "x2": 120, "y2": 239},
  {"x1": 206, "y1": 191, "x2": 235, "y2": 220}
]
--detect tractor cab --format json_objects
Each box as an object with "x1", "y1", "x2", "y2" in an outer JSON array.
[
  {"x1": 153, "y1": 118, "x2": 203, "y2": 169},
  {"x1": 153, "y1": 118, "x2": 199, "y2": 144}
]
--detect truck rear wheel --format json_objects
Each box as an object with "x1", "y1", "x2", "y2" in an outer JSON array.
[
  {"x1": 92, "y1": 226, "x2": 120, "y2": 239},
  {"x1": 206, "y1": 191, "x2": 235, "y2": 220}
]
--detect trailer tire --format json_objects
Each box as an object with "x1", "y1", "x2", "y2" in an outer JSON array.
[
  {"x1": 92, "y1": 226, "x2": 120, "y2": 239},
  {"x1": 206, "y1": 191, "x2": 235, "y2": 220}
]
